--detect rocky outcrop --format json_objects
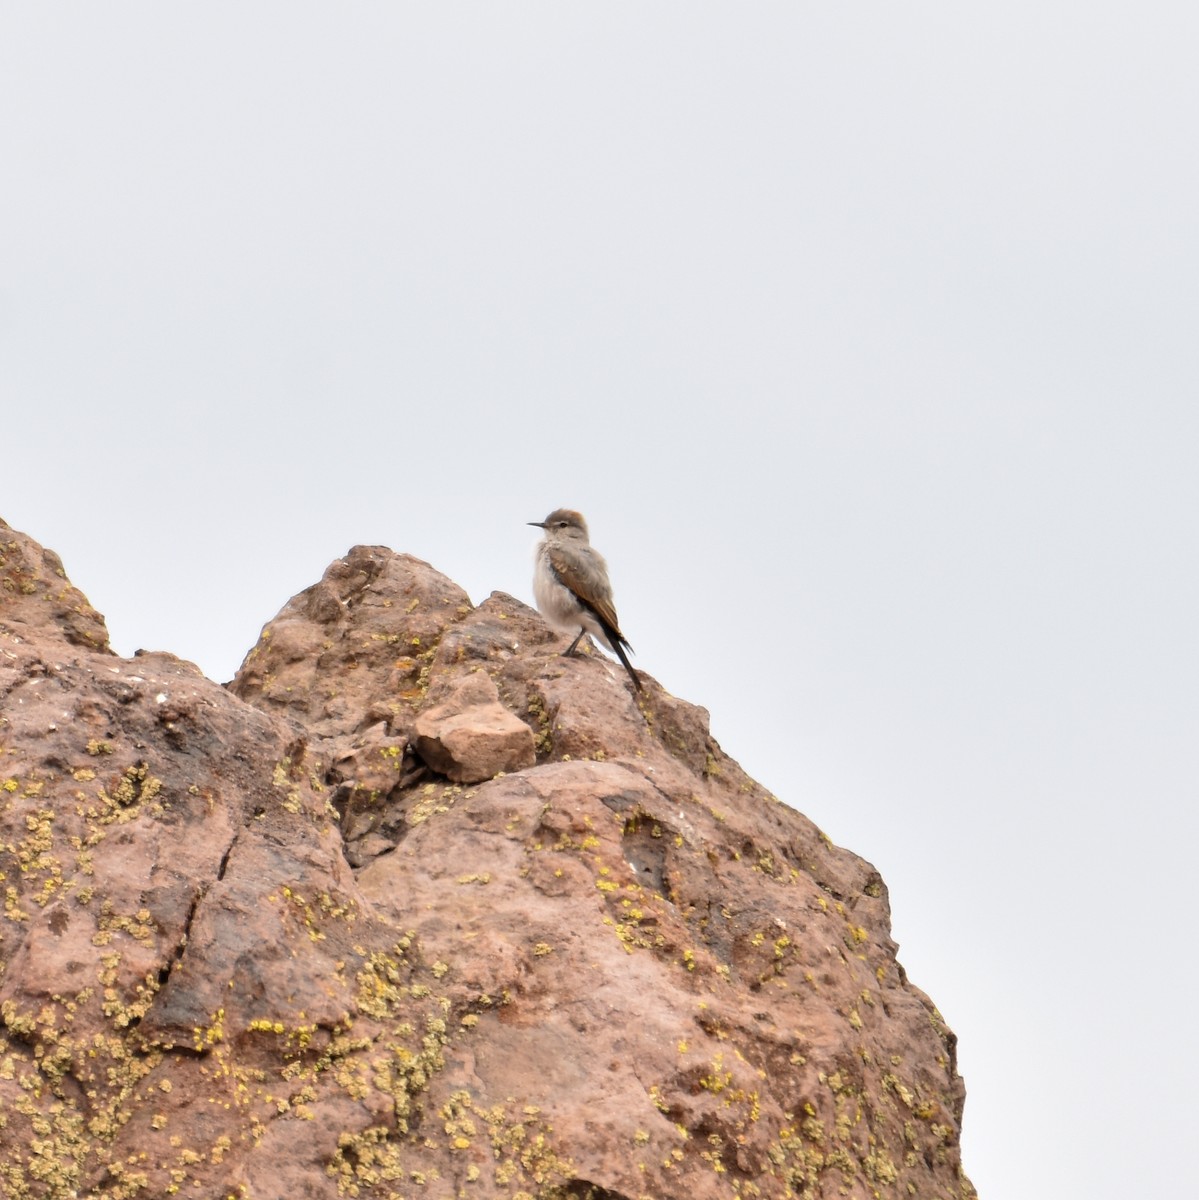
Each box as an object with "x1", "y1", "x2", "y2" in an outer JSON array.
[{"x1": 0, "y1": 518, "x2": 975, "y2": 1199}]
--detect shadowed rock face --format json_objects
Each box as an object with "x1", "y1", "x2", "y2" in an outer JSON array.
[{"x1": 0, "y1": 518, "x2": 975, "y2": 1200}]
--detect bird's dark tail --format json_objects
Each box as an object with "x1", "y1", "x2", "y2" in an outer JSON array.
[{"x1": 601, "y1": 623, "x2": 643, "y2": 692}]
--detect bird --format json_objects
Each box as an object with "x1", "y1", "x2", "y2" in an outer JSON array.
[{"x1": 528, "y1": 508, "x2": 642, "y2": 692}]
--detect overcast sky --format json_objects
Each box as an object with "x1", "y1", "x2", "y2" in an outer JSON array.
[{"x1": 4, "y1": 6, "x2": 1197, "y2": 1197}]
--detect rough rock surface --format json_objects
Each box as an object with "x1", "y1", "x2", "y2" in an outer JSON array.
[{"x1": 0, "y1": 519, "x2": 976, "y2": 1200}]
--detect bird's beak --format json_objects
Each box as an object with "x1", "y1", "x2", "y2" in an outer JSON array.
[{"x1": 527, "y1": 521, "x2": 545, "y2": 528}]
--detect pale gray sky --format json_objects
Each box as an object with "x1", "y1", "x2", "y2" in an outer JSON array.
[{"x1": 5, "y1": 6, "x2": 1197, "y2": 1197}]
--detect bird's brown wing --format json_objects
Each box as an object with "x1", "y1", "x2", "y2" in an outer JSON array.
[
  {"x1": 546, "y1": 546, "x2": 625, "y2": 639},
  {"x1": 546, "y1": 545, "x2": 642, "y2": 691}
]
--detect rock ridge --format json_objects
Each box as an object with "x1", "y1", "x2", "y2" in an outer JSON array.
[{"x1": 0, "y1": 518, "x2": 975, "y2": 1200}]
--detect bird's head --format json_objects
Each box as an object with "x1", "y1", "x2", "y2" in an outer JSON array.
[{"x1": 528, "y1": 509, "x2": 589, "y2": 540}]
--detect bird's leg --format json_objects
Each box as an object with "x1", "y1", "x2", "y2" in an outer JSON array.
[{"x1": 561, "y1": 629, "x2": 586, "y2": 658}]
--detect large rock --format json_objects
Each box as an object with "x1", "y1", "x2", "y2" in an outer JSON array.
[{"x1": 0, "y1": 517, "x2": 975, "y2": 1199}]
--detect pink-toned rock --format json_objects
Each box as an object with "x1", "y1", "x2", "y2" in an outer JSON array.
[
  {"x1": 0, "y1": 518, "x2": 109, "y2": 651},
  {"x1": 413, "y1": 670, "x2": 536, "y2": 783},
  {"x1": 0, "y1": 520, "x2": 976, "y2": 1200},
  {"x1": 229, "y1": 543, "x2": 473, "y2": 739}
]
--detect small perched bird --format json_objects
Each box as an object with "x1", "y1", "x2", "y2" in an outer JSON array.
[{"x1": 528, "y1": 508, "x2": 642, "y2": 692}]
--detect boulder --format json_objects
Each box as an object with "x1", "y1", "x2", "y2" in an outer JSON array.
[{"x1": 0, "y1": 518, "x2": 975, "y2": 1199}]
